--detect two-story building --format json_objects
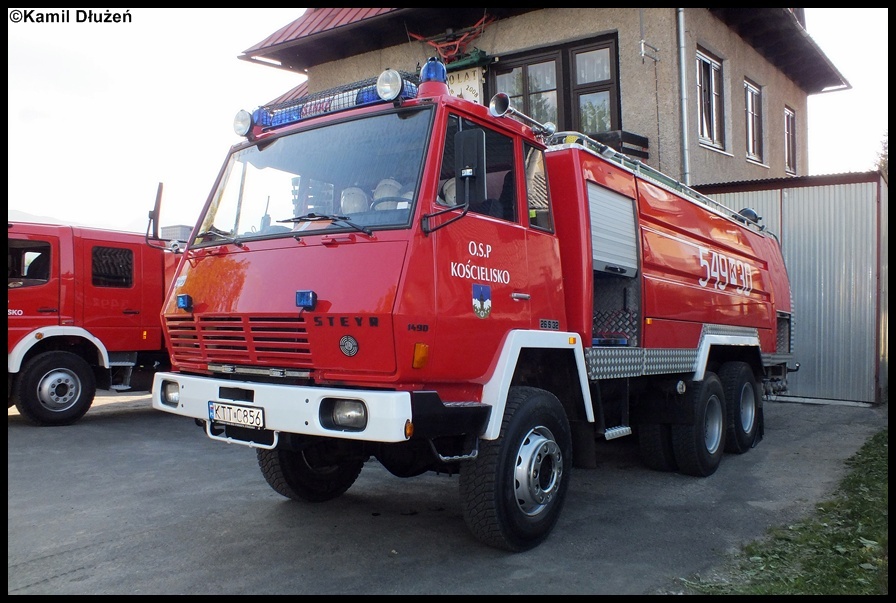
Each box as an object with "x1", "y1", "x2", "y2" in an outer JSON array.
[
  {"x1": 237, "y1": 8, "x2": 849, "y2": 186},
  {"x1": 232, "y1": 8, "x2": 886, "y2": 405}
]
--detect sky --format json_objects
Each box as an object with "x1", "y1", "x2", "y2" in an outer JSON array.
[{"x1": 7, "y1": 8, "x2": 889, "y2": 233}]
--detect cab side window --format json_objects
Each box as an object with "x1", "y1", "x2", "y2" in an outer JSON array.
[
  {"x1": 8, "y1": 240, "x2": 51, "y2": 287},
  {"x1": 92, "y1": 246, "x2": 133, "y2": 288},
  {"x1": 25, "y1": 251, "x2": 50, "y2": 280},
  {"x1": 437, "y1": 114, "x2": 518, "y2": 223},
  {"x1": 524, "y1": 143, "x2": 553, "y2": 231}
]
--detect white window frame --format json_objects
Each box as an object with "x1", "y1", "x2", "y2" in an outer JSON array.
[
  {"x1": 697, "y1": 50, "x2": 724, "y2": 148},
  {"x1": 744, "y1": 79, "x2": 762, "y2": 162},
  {"x1": 784, "y1": 106, "x2": 797, "y2": 174}
]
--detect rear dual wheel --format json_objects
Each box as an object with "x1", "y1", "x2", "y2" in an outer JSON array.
[
  {"x1": 719, "y1": 361, "x2": 762, "y2": 453},
  {"x1": 671, "y1": 372, "x2": 726, "y2": 477}
]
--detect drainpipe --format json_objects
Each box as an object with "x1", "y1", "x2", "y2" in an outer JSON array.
[{"x1": 677, "y1": 8, "x2": 691, "y2": 185}]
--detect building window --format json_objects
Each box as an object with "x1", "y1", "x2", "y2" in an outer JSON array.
[
  {"x1": 494, "y1": 55, "x2": 560, "y2": 129},
  {"x1": 784, "y1": 106, "x2": 797, "y2": 174},
  {"x1": 696, "y1": 50, "x2": 724, "y2": 148},
  {"x1": 744, "y1": 79, "x2": 762, "y2": 162},
  {"x1": 489, "y1": 36, "x2": 619, "y2": 137},
  {"x1": 571, "y1": 44, "x2": 616, "y2": 136}
]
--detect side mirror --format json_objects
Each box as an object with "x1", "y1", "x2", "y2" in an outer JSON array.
[{"x1": 454, "y1": 129, "x2": 487, "y2": 206}]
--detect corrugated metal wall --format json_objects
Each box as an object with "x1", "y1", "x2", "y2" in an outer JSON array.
[
  {"x1": 878, "y1": 182, "x2": 888, "y2": 403},
  {"x1": 709, "y1": 177, "x2": 886, "y2": 404}
]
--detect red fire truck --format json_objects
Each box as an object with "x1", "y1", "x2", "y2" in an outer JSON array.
[
  {"x1": 151, "y1": 58, "x2": 796, "y2": 551},
  {"x1": 8, "y1": 220, "x2": 177, "y2": 426}
]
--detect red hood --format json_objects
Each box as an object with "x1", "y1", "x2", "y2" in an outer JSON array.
[{"x1": 163, "y1": 237, "x2": 407, "y2": 379}]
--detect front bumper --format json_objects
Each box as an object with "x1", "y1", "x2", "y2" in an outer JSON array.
[{"x1": 151, "y1": 372, "x2": 490, "y2": 449}]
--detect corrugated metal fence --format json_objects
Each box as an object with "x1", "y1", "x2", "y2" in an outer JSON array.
[{"x1": 702, "y1": 172, "x2": 887, "y2": 404}]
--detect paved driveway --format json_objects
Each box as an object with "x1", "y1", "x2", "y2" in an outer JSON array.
[{"x1": 8, "y1": 393, "x2": 887, "y2": 595}]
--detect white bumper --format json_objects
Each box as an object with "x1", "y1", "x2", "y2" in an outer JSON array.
[{"x1": 152, "y1": 372, "x2": 412, "y2": 446}]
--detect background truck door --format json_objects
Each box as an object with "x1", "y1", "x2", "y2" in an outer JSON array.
[
  {"x1": 8, "y1": 235, "x2": 61, "y2": 340},
  {"x1": 77, "y1": 237, "x2": 152, "y2": 351}
]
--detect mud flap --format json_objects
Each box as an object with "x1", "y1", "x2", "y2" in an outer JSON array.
[
  {"x1": 751, "y1": 404, "x2": 765, "y2": 448},
  {"x1": 570, "y1": 420, "x2": 597, "y2": 469}
]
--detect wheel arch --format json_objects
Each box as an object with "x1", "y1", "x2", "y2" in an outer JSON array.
[
  {"x1": 479, "y1": 330, "x2": 593, "y2": 440},
  {"x1": 704, "y1": 344, "x2": 763, "y2": 380},
  {"x1": 8, "y1": 327, "x2": 110, "y2": 374},
  {"x1": 692, "y1": 327, "x2": 763, "y2": 381}
]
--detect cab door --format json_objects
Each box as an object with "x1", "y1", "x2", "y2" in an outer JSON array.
[
  {"x1": 429, "y1": 118, "x2": 531, "y2": 382},
  {"x1": 8, "y1": 234, "x2": 62, "y2": 349},
  {"x1": 78, "y1": 238, "x2": 148, "y2": 352}
]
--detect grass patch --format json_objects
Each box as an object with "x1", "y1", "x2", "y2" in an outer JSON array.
[{"x1": 678, "y1": 426, "x2": 888, "y2": 595}]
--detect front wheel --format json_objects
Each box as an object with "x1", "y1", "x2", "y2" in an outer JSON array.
[
  {"x1": 257, "y1": 438, "x2": 364, "y2": 503},
  {"x1": 671, "y1": 373, "x2": 726, "y2": 477},
  {"x1": 459, "y1": 386, "x2": 572, "y2": 552},
  {"x1": 11, "y1": 351, "x2": 96, "y2": 426}
]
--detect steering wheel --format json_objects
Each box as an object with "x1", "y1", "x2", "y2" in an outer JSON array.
[{"x1": 370, "y1": 196, "x2": 408, "y2": 210}]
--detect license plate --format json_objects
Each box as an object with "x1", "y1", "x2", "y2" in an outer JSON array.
[{"x1": 208, "y1": 401, "x2": 265, "y2": 429}]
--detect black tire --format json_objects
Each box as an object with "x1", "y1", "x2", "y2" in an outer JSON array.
[
  {"x1": 638, "y1": 422, "x2": 678, "y2": 472},
  {"x1": 718, "y1": 361, "x2": 762, "y2": 454},
  {"x1": 459, "y1": 386, "x2": 572, "y2": 552},
  {"x1": 256, "y1": 439, "x2": 364, "y2": 503},
  {"x1": 671, "y1": 373, "x2": 726, "y2": 477},
  {"x1": 11, "y1": 351, "x2": 96, "y2": 426}
]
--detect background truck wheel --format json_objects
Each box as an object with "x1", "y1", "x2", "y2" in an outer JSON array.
[
  {"x1": 256, "y1": 441, "x2": 364, "y2": 502},
  {"x1": 719, "y1": 361, "x2": 762, "y2": 454},
  {"x1": 11, "y1": 351, "x2": 96, "y2": 426},
  {"x1": 638, "y1": 422, "x2": 678, "y2": 471},
  {"x1": 671, "y1": 373, "x2": 726, "y2": 477},
  {"x1": 459, "y1": 386, "x2": 572, "y2": 552}
]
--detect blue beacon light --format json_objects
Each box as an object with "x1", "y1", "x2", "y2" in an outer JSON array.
[
  {"x1": 176, "y1": 293, "x2": 193, "y2": 312},
  {"x1": 296, "y1": 290, "x2": 317, "y2": 311},
  {"x1": 417, "y1": 57, "x2": 449, "y2": 96}
]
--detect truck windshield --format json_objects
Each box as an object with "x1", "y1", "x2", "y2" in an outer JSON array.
[{"x1": 193, "y1": 107, "x2": 432, "y2": 246}]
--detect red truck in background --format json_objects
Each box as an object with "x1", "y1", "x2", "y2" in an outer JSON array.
[
  {"x1": 150, "y1": 58, "x2": 798, "y2": 551},
  {"x1": 8, "y1": 220, "x2": 178, "y2": 426}
]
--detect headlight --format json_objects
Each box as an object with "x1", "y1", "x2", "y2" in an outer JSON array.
[
  {"x1": 233, "y1": 109, "x2": 253, "y2": 137},
  {"x1": 160, "y1": 380, "x2": 180, "y2": 407},
  {"x1": 320, "y1": 398, "x2": 368, "y2": 432},
  {"x1": 376, "y1": 69, "x2": 405, "y2": 101}
]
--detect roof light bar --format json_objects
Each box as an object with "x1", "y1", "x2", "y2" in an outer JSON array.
[{"x1": 237, "y1": 68, "x2": 420, "y2": 137}]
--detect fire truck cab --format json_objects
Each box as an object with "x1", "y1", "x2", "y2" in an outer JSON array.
[{"x1": 8, "y1": 222, "x2": 176, "y2": 425}]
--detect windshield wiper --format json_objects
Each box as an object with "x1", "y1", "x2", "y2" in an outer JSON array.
[
  {"x1": 195, "y1": 226, "x2": 244, "y2": 247},
  {"x1": 278, "y1": 213, "x2": 372, "y2": 236}
]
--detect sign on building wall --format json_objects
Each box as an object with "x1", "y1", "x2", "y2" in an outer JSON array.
[{"x1": 447, "y1": 67, "x2": 483, "y2": 104}]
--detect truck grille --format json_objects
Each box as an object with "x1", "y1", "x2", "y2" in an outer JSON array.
[{"x1": 165, "y1": 314, "x2": 311, "y2": 368}]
